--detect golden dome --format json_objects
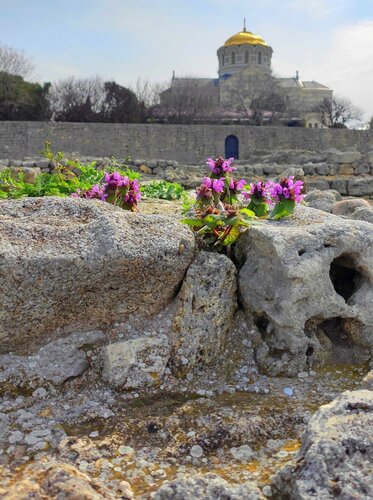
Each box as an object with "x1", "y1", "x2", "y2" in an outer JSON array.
[{"x1": 224, "y1": 27, "x2": 268, "y2": 47}]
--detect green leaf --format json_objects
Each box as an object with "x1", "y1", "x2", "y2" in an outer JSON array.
[
  {"x1": 240, "y1": 208, "x2": 256, "y2": 218},
  {"x1": 221, "y1": 226, "x2": 241, "y2": 246},
  {"x1": 180, "y1": 218, "x2": 206, "y2": 227},
  {"x1": 269, "y1": 199, "x2": 295, "y2": 220},
  {"x1": 247, "y1": 200, "x2": 268, "y2": 217}
]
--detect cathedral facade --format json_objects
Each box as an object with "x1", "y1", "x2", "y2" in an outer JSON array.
[{"x1": 161, "y1": 24, "x2": 332, "y2": 128}]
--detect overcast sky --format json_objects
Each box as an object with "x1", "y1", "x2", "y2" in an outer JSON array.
[{"x1": 0, "y1": 0, "x2": 372, "y2": 120}]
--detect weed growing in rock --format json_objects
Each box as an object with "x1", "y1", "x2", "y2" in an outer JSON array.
[{"x1": 182, "y1": 156, "x2": 304, "y2": 250}]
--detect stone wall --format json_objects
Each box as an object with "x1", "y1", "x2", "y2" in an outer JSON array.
[{"x1": 0, "y1": 121, "x2": 372, "y2": 163}]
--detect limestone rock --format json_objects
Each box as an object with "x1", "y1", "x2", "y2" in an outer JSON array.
[
  {"x1": 304, "y1": 189, "x2": 341, "y2": 213},
  {"x1": 10, "y1": 166, "x2": 41, "y2": 183},
  {"x1": 348, "y1": 206, "x2": 373, "y2": 224},
  {"x1": 332, "y1": 197, "x2": 371, "y2": 216},
  {"x1": 0, "y1": 461, "x2": 116, "y2": 499},
  {"x1": 327, "y1": 150, "x2": 362, "y2": 164},
  {"x1": 273, "y1": 390, "x2": 373, "y2": 499},
  {"x1": 154, "y1": 473, "x2": 263, "y2": 500},
  {"x1": 347, "y1": 177, "x2": 373, "y2": 196},
  {"x1": 0, "y1": 331, "x2": 105, "y2": 387},
  {"x1": 102, "y1": 337, "x2": 170, "y2": 389},
  {"x1": 0, "y1": 197, "x2": 195, "y2": 354},
  {"x1": 170, "y1": 251, "x2": 237, "y2": 374},
  {"x1": 362, "y1": 371, "x2": 373, "y2": 389},
  {"x1": 235, "y1": 205, "x2": 373, "y2": 376}
]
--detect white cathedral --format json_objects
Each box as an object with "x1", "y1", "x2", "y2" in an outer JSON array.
[{"x1": 161, "y1": 23, "x2": 332, "y2": 127}]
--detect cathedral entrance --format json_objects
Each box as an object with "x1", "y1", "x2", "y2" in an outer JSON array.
[{"x1": 225, "y1": 135, "x2": 239, "y2": 159}]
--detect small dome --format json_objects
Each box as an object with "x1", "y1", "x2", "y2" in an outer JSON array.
[{"x1": 224, "y1": 28, "x2": 268, "y2": 47}]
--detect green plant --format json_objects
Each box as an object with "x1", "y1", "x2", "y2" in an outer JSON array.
[
  {"x1": 0, "y1": 143, "x2": 141, "y2": 200},
  {"x1": 141, "y1": 180, "x2": 185, "y2": 200},
  {"x1": 181, "y1": 156, "x2": 304, "y2": 251}
]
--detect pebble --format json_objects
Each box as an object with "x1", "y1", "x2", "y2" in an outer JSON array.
[
  {"x1": 119, "y1": 445, "x2": 135, "y2": 456},
  {"x1": 8, "y1": 431, "x2": 24, "y2": 445},
  {"x1": 89, "y1": 431, "x2": 99, "y2": 438},
  {"x1": 32, "y1": 387, "x2": 48, "y2": 399},
  {"x1": 283, "y1": 387, "x2": 294, "y2": 396},
  {"x1": 118, "y1": 480, "x2": 134, "y2": 498},
  {"x1": 262, "y1": 485, "x2": 272, "y2": 497},
  {"x1": 190, "y1": 445, "x2": 204, "y2": 458},
  {"x1": 230, "y1": 445, "x2": 254, "y2": 461},
  {"x1": 297, "y1": 371, "x2": 309, "y2": 379}
]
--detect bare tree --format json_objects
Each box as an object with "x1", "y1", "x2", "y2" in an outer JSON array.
[
  {"x1": 132, "y1": 77, "x2": 168, "y2": 108},
  {"x1": 313, "y1": 96, "x2": 363, "y2": 128},
  {"x1": 48, "y1": 76, "x2": 106, "y2": 121},
  {"x1": 221, "y1": 69, "x2": 286, "y2": 124},
  {"x1": 0, "y1": 44, "x2": 34, "y2": 78},
  {"x1": 156, "y1": 77, "x2": 219, "y2": 123}
]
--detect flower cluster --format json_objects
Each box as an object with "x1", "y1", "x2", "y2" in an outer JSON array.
[
  {"x1": 229, "y1": 178, "x2": 246, "y2": 193},
  {"x1": 72, "y1": 171, "x2": 141, "y2": 211},
  {"x1": 268, "y1": 176, "x2": 304, "y2": 203},
  {"x1": 184, "y1": 156, "x2": 306, "y2": 250},
  {"x1": 207, "y1": 156, "x2": 236, "y2": 175},
  {"x1": 71, "y1": 184, "x2": 108, "y2": 201},
  {"x1": 243, "y1": 180, "x2": 268, "y2": 201}
]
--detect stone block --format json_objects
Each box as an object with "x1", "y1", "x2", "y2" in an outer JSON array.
[
  {"x1": 35, "y1": 159, "x2": 51, "y2": 169},
  {"x1": 171, "y1": 252, "x2": 237, "y2": 374},
  {"x1": 354, "y1": 163, "x2": 370, "y2": 175},
  {"x1": 347, "y1": 177, "x2": 373, "y2": 196},
  {"x1": 102, "y1": 337, "x2": 170, "y2": 389},
  {"x1": 330, "y1": 179, "x2": 348, "y2": 195},
  {"x1": 316, "y1": 164, "x2": 330, "y2": 176},
  {"x1": 10, "y1": 166, "x2": 41, "y2": 183},
  {"x1": 338, "y1": 164, "x2": 354, "y2": 175}
]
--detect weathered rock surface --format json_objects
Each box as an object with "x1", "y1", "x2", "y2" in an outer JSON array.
[
  {"x1": 236, "y1": 205, "x2": 373, "y2": 375},
  {"x1": 273, "y1": 390, "x2": 373, "y2": 499},
  {"x1": 348, "y1": 206, "x2": 373, "y2": 224},
  {"x1": 170, "y1": 251, "x2": 237, "y2": 374},
  {"x1": 332, "y1": 197, "x2": 371, "y2": 216},
  {"x1": 304, "y1": 189, "x2": 341, "y2": 213},
  {"x1": 0, "y1": 330, "x2": 105, "y2": 387},
  {"x1": 102, "y1": 336, "x2": 170, "y2": 389},
  {"x1": 0, "y1": 197, "x2": 195, "y2": 354},
  {"x1": 154, "y1": 473, "x2": 263, "y2": 499},
  {"x1": 0, "y1": 461, "x2": 117, "y2": 499}
]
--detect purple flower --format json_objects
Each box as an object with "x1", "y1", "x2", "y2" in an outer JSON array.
[
  {"x1": 104, "y1": 171, "x2": 129, "y2": 188},
  {"x1": 196, "y1": 184, "x2": 213, "y2": 200},
  {"x1": 229, "y1": 178, "x2": 246, "y2": 193},
  {"x1": 268, "y1": 177, "x2": 304, "y2": 203},
  {"x1": 71, "y1": 185, "x2": 107, "y2": 201},
  {"x1": 124, "y1": 179, "x2": 142, "y2": 204},
  {"x1": 202, "y1": 176, "x2": 225, "y2": 193},
  {"x1": 206, "y1": 156, "x2": 236, "y2": 175},
  {"x1": 243, "y1": 180, "x2": 271, "y2": 202}
]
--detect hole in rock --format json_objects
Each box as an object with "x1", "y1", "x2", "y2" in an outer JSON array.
[
  {"x1": 254, "y1": 314, "x2": 270, "y2": 334},
  {"x1": 329, "y1": 254, "x2": 363, "y2": 302},
  {"x1": 304, "y1": 316, "x2": 366, "y2": 365},
  {"x1": 306, "y1": 345, "x2": 314, "y2": 357},
  {"x1": 298, "y1": 249, "x2": 306, "y2": 257}
]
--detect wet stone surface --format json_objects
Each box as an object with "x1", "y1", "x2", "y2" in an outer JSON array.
[{"x1": 0, "y1": 364, "x2": 369, "y2": 498}]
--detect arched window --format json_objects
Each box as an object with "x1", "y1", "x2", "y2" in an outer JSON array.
[
  {"x1": 245, "y1": 51, "x2": 249, "y2": 63},
  {"x1": 258, "y1": 52, "x2": 262, "y2": 64},
  {"x1": 231, "y1": 51, "x2": 236, "y2": 64}
]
